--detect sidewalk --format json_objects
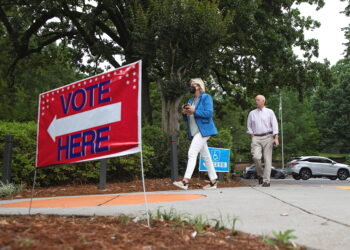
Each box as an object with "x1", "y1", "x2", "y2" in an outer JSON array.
[{"x1": 1, "y1": 179, "x2": 350, "y2": 250}]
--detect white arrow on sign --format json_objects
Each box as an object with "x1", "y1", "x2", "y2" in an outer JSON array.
[{"x1": 48, "y1": 102, "x2": 122, "y2": 142}]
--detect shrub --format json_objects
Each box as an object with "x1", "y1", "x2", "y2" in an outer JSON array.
[
  {"x1": 0, "y1": 120, "x2": 235, "y2": 186},
  {"x1": 0, "y1": 181, "x2": 25, "y2": 197}
]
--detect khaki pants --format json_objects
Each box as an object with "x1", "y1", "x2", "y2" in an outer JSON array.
[{"x1": 251, "y1": 135, "x2": 274, "y2": 183}]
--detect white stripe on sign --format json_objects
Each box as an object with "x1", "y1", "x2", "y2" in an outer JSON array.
[{"x1": 47, "y1": 102, "x2": 121, "y2": 142}]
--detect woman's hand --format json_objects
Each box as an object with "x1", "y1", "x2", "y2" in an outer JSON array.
[{"x1": 186, "y1": 106, "x2": 195, "y2": 115}]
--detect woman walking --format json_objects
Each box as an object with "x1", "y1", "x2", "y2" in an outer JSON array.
[{"x1": 173, "y1": 78, "x2": 218, "y2": 190}]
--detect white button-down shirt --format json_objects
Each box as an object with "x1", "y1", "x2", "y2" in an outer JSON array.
[{"x1": 247, "y1": 107, "x2": 279, "y2": 135}]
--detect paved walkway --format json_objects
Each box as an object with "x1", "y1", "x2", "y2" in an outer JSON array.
[{"x1": 1, "y1": 178, "x2": 350, "y2": 250}]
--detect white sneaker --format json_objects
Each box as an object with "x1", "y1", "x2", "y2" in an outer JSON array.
[
  {"x1": 173, "y1": 181, "x2": 189, "y2": 190},
  {"x1": 203, "y1": 181, "x2": 217, "y2": 190}
]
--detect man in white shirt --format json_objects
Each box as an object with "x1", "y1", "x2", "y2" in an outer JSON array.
[{"x1": 247, "y1": 95, "x2": 279, "y2": 187}]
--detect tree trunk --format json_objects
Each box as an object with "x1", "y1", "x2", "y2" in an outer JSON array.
[{"x1": 161, "y1": 94, "x2": 183, "y2": 136}]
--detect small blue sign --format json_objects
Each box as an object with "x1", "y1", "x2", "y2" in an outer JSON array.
[{"x1": 199, "y1": 147, "x2": 230, "y2": 172}]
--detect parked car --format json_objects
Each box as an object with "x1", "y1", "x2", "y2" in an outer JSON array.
[
  {"x1": 287, "y1": 156, "x2": 350, "y2": 180},
  {"x1": 242, "y1": 165, "x2": 288, "y2": 179}
]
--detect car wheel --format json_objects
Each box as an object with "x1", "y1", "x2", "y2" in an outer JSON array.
[
  {"x1": 328, "y1": 176, "x2": 337, "y2": 180},
  {"x1": 292, "y1": 173, "x2": 301, "y2": 180},
  {"x1": 300, "y1": 169, "x2": 311, "y2": 180},
  {"x1": 337, "y1": 169, "x2": 349, "y2": 181}
]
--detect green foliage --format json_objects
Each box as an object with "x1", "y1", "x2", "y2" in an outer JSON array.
[
  {"x1": 0, "y1": 43, "x2": 85, "y2": 121},
  {"x1": 228, "y1": 215, "x2": 240, "y2": 236},
  {"x1": 312, "y1": 59, "x2": 350, "y2": 153},
  {"x1": 211, "y1": 214, "x2": 225, "y2": 231},
  {"x1": 264, "y1": 229, "x2": 298, "y2": 248},
  {"x1": 0, "y1": 121, "x2": 37, "y2": 185},
  {"x1": 0, "y1": 121, "x2": 182, "y2": 186},
  {"x1": 345, "y1": 155, "x2": 350, "y2": 165},
  {"x1": 118, "y1": 214, "x2": 132, "y2": 225},
  {"x1": 186, "y1": 215, "x2": 208, "y2": 235},
  {"x1": 140, "y1": 125, "x2": 169, "y2": 177},
  {"x1": 155, "y1": 207, "x2": 185, "y2": 222},
  {"x1": 268, "y1": 90, "x2": 320, "y2": 160},
  {"x1": 0, "y1": 181, "x2": 25, "y2": 197}
]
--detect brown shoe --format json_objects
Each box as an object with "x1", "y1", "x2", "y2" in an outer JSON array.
[{"x1": 262, "y1": 182, "x2": 270, "y2": 187}]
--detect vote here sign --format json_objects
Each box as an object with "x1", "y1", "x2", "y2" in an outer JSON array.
[{"x1": 36, "y1": 61, "x2": 142, "y2": 167}]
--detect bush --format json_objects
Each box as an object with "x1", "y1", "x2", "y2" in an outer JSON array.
[
  {"x1": 0, "y1": 181, "x2": 25, "y2": 197},
  {"x1": 0, "y1": 120, "x2": 235, "y2": 186},
  {"x1": 0, "y1": 121, "x2": 165, "y2": 186},
  {"x1": 0, "y1": 121, "x2": 37, "y2": 185}
]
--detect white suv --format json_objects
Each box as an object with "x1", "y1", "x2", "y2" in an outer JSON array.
[{"x1": 287, "y1": 156, "x2": 350, "y2": 180}]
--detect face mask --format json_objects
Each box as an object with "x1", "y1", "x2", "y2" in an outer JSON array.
[{"x1": 189, "y1": 86, "x2": 196, "y2": 94}]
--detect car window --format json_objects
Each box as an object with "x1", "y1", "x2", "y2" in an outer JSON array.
[
  {"x1": 303, "y1": 158, "x2": 318, "y2": 162},
  {"x1": 320, "y1": 159, "x2": 332, "y2": 164}
]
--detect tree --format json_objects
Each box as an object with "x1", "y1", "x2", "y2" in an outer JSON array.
[
  {"x1": 0, "y1": 43, "x2": 85, "y2": 121},
  {"x1": 1, "y1": 0, "x2": 330, "y2": 128},
  {"x1": 210, "y1": 0, "x2": 329, "y2": 101},
  {"x1": 312, "y1": 59, "x2": 350, "y2": 153},
  {"x1": 268, "y1": 90, "x2": 320, "y2": 159},
  {"x1": 0, "y1": 1, "x2": 76, "y2": 82},
  {"x1": 131, "y1": 0, "x2": 229, "y2": 135},
  {"x1": 0, "y1": 1, "x2": 154, "y2": 122}
]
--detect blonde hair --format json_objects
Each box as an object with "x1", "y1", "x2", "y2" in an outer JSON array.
[{"x1": 190, "y1": 78, "x2": 205, "y2": 93}]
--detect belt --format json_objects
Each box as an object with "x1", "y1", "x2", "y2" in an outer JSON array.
[{"x1": 254, "y1": 132, "x2": 273, "y2": 136}]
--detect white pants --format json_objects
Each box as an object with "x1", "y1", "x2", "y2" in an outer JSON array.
[{"x1": 184, "y1": 133, "x2": 218, "y2": 180}]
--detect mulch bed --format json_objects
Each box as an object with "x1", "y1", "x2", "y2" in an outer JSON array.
[
  {"x1": 0, "y1": 214, "x2": 299, "y2": 249},
  {"x1": 3, "y1": 177, "x2": 246, "y2": 200},
  {"x1": 0, "y1": 178, "x2": 303, "y2": 249}
]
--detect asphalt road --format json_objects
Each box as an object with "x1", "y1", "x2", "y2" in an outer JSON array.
[{"x1": 241, "y1": 176, "x2": 350, "y2": 186}]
